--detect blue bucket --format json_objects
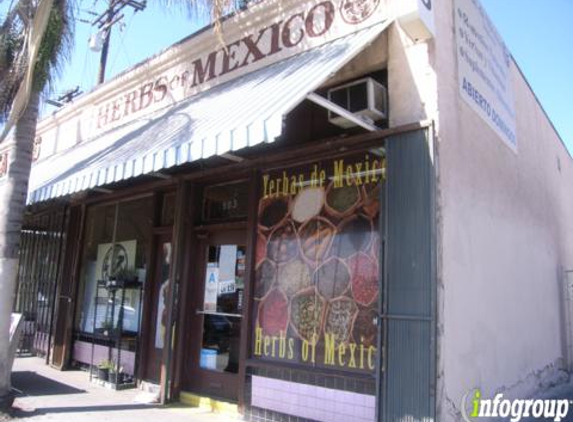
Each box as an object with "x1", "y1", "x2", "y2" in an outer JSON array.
[{"x1": 200, "y1": 348, "x2": 217, "y2": 369}]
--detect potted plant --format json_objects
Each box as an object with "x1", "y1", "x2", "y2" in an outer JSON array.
[
  {"x1": 108, "y1": 362, "x2": 125, "y2": 385},
  {"x1": 97, "y1": 359, "x2": 113, "y2": 381}
]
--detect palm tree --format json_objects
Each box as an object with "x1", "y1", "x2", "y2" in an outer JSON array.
[
  {"x1": 0, "y1": 0, "x2": 73, "y2": 407},
  {"x1": 0, "y1": 0, "x2": 243, "y2": 408}
]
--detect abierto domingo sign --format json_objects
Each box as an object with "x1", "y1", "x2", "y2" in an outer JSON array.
[{"x1": 455, "y1": 0, "x2": 517, "y2": 152}]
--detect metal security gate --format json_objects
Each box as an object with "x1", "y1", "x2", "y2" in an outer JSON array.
[
  {"x1": 379, "y1": 129, "x2": 436, "y2": 422},
  {"x1": 14, "y1": 206, "x2": 68, "y2": 359}
]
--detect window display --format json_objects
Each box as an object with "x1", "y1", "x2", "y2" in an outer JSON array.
[
  {"x1": 76, "y1": 197, "x2": 153, "y2": 334},
  {"x1": 252, "y1": 152, "x2": 385, "y2": 373}
]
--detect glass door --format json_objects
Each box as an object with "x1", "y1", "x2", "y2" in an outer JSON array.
[
  {"x1": 199, "y1": 244, "x2": 245, "y2": 373},
  {"x1": 188, "y1": 229, "x2": 246, "y2": 401}
]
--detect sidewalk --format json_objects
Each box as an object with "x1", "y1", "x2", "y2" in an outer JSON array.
[{"x1": 9, "y1": 357, "x2": 242, "y2": 422}]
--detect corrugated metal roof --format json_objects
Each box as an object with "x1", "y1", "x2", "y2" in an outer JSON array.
[{"x1": 28, "y1": 21, "x2": 390, "y2": 204}]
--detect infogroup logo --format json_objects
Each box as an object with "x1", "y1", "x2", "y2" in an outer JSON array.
[{"x1": 461, "y1": 389, "x2": 571, "y2": 422}]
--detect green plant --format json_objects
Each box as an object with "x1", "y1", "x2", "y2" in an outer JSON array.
[{"x1": 98, "y1": 359, "x2": 114, "y2": 370}]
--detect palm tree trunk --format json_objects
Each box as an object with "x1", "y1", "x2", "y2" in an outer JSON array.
[{"x1": 0, "y1": 91, "x2": 39, "y2": 406}]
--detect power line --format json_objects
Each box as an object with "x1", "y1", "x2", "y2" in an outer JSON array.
[{"x1": 108, "y1": 13, "x2": 134, "y2": 78}]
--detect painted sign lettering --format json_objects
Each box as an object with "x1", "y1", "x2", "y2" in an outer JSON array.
[
  {"x1": 252, "y1": 153, "x2": 385, "y2": 374},
  {"x1": 96, "y1": 0, "x2": 380, "y2": 130},
  {"x1": 32, "y1": 0, "x2": 393, "y2": 161}
]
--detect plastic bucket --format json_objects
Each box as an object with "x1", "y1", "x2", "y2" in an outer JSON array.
[{"x1": 200, "y1": 348, "x2": 217, "y2": 370}]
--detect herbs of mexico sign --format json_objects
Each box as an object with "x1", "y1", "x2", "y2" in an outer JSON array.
[{"x1": 91, "y1": 0, "x2": 389, "y2": 134}]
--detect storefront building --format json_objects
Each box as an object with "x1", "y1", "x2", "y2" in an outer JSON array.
[{"x1": 8, "y1": 0, "x2": 573, "y2": 421}]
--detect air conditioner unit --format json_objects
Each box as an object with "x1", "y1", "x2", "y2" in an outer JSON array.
[{"x1": 327, "y1": 77, "x2": 388, "y2": 128}]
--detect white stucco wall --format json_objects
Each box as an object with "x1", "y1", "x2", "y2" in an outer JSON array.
[
  {"x1": 387, "y1": 23, "x2": 437, "y2": 127},
  {"x1": 433, "y1": 0, "x2": 573, "y2": 420}
]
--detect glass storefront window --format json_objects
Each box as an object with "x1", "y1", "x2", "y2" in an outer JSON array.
[
  {"x1": 252, "y1": 152, "x2": 385, "y2": 374},
  {"x1": 76, "y1": 204, "x2": 115, "y2": 333},
  {"x1": 75, "y1": 196, "x2": 153, "y2": 334}
]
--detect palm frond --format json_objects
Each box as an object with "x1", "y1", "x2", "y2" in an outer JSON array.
[
  {"x1": 0, "y1": 0, "x2": 74, "y2": 138},
  {"x1": 0, "y1": 11, "x2": 26, "y2": 122},
  {"x1": 156, "y1": 0, "x2": 247, "y2": 45},
  {"x1": 33, "y1": 0, "x2": 74, "y2": 94}
]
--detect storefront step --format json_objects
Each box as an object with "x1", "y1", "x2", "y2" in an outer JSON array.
[{"x1": 179, "y1": 391, "x2": 239, "y2": 416}]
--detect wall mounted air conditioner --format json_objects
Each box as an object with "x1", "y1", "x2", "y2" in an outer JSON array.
[{"x1": 327, "y1": 77, "x2": 388, "y2": 129}]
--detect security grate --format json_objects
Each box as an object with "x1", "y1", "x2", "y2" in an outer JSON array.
[{"x1": 14, "y1": 206, "x2": 68, "y2": 358}]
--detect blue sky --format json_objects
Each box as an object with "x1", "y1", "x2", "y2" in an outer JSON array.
[
  {"x1": 45, "y1": 1, "x2": 210, "y2": 94},
  {"x1": 480, "y1": 0, "x2": 573, "y2": 153},
  {"x1": 42, "y1": 1, "x2": 572, "y2": 153}
]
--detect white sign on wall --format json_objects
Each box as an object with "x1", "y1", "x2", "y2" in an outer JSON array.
[
  {"x1": 418, "y1": 0, "x2": 434, "y2": 36},
  {"x1": 455, "y1": 0, "x2": 517, "y2": 152}
]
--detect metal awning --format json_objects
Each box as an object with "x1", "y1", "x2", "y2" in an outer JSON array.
[{"x1": 28, "y1": 21, "x2": 390, "y2": 204}]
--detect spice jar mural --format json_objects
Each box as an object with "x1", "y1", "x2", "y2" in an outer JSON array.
[{"x1": 252, "y1": 152, "x2": 385, "y2": 373}]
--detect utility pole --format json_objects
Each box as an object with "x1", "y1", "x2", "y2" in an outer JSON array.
[
  {"x1": 97, "y1": 4, "x2": 113, "y2": 84},
  {"x1": 92, "y1": 0, "x2": 146, "y2": 85}
]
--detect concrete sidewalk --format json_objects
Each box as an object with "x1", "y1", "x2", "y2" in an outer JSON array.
[{"x1": 9, "y1": 357, "x2": 242, "y2": 422}]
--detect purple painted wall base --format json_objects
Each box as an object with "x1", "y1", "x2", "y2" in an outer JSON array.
[{"x1": 73, "y1": 340, "x2": 135, "y2": 375}]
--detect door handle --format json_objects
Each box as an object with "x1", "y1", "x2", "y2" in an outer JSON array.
[{"x1": 196, "y1": 309, "x2": 242, "y2": 318}]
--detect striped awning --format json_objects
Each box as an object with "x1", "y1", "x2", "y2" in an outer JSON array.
[{"x1": 28, "y1": 21, "x2": 390, "y2": 204}]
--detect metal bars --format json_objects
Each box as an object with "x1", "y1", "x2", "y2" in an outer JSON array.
[
  {"x1": 379, "y1": 129, "x2": 436, "y2": 422},
  {"x1": 14, "y1": 206, "x2": 68, "y2": 358}
]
